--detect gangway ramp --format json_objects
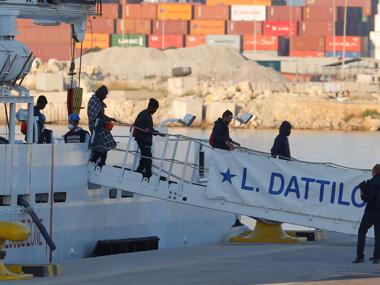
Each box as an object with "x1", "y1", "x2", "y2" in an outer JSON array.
[{"x1": 88, "y1": 132, "x2": 373, "y2": 237}]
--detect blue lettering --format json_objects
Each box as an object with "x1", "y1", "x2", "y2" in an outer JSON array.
[
  {"x1": 351, "y1": 185, "x2": 365, "y2": 208},
  {"x1": 315, "y1": 179, "x2": 330, "y2": 202},
  {"x1": 301, "y1": 177, "x2": 315, "y2": 200},
  {"x1": 241, "y1": 168, "x2": 254, "y2": 191},
  {"x1": 269, "y1": 173, "x2": 284, "y2": 195},
  {"x1": 338, "y1": 183, "x2": 350, "y2": 206},
  {"x1": 284, "y1": 176, "x2": 300, "y2": 199},
  {"x1": 330, "y1": 182, "x2": 336, "y2": 204}
]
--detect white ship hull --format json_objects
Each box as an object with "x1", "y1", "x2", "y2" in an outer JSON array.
[{"x1": 0, "y1": 143, "x2": 234, "y2": 264}]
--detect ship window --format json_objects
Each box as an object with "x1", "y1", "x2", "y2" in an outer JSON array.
[
  {"x1": 109, "y1": 188, "x2": 117, "y2": 199},
  {"x1": 121, "y1": 190, "x2": 133, "y2": 198},
  {"x1": 0, "y1": 195, "x2": 11, "y2": 206},
  {"x1": 35, "y1": 193, "x2": 48, "y2": 203},
  {"x1": 54, "y1": 192, "x2": 67, "y2": 203}
]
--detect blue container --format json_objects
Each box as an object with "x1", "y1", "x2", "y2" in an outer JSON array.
[
  {"x1": 325, "y1": 51, "x2": 365, "y2": 58},
  {"x1": 286, "y1": 0, "x2": 305, "y2": 6}
]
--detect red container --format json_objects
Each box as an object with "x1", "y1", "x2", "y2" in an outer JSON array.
[
  {"x1": 186, "y1": 35, "x2": 206, "y2": 47},
  {"x1": 148, "y1": 35, "x2": 184, "y2": 49},
  {"x1": 227, "y1": 21, "x2": 262, "y2": 35},
  {"x1": 290, "y1": 50, "x2": 325, "y2": 57},
  {"x1": 290, "y1": 36, "x2": 325, "y2": 51},
  {"x1": 326, "y1": 36, "x2": 365, "y2": 52},
  {"x1": 89, "y1": 18, "x2": 115, "y2": 34},
  {"x1": 263, "y1": 21, "x2": 298, "y2": 36},
  {"x1": 125, "y1": 4, "x2": 142, "y2": 19},
  {"x1": 101, "y1": 4, "x2": 120, "y2": 19},
  {"x1": 303, "y1": 6, "x2": 335, "y2": 22},
  {"x1": 16, "y1": 19, "x2": 34, "y2": 27},
  {"x1": 141, "y1": 3, "x2": 157, "y2": 20},
  {"x1": 299, "y1": 21, "x2": 334, "y2": 36},
  {"x1": 17, "y1": 25, "x2": 71, "y2": 44},
  {"x1": 152, "y1": 20, "x2": 188, "y2": 35},
  {"x1": 267, "y1": 6, "x2": 302, "y2": 21},
  {"x1": 243, "y1": 35, "x2": 278, "y2": 51},
  {"x1": 27, "y1": 43, "x2": 71, "y2": 62},
  {"x1": 193, "y1": 4, "x2": 229, "y2": 20},
  {"x1": 116, "y1": 19, "x2": 151, "y2": 34}
]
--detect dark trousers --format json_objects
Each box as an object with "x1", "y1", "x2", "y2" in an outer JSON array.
[
  {"x1": 136, "y1": 140, "x2": 152, "y2": 178},
  {"x1": 356, "y1": 211, "x2": 380, "y2": 259},
  {"x1": 90, "y1": 151, "x2": 108, "y2": 167}
]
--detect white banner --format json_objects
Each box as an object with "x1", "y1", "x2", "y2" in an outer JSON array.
[
  {"x1": 231, "y1": 5, "x2": 266, "y2": 21},
  {"x1": 207, "y1": 149, "x2": 371, "y2": 227}
]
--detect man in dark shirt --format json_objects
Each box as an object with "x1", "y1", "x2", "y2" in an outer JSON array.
[
  {"x1": 271, "y1": 121, "x2": 292, "y2": 160},
  {"x1": 353, "y1": 164, "x2": 380, "y2": 264},
  {"x1": 63, "y1": 113, "x2": 90, "y2": 144},
  {"x1": 133, "y1": 98, "x2": 160, "y2": 179},
  {"x1": 34, "y1": 95, "x2": 53, "y2": 144},
  {"x1": 210, "y1": 110, "x2": 240, "y2": 150}
]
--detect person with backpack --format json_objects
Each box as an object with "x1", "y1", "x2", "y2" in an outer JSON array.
[
  {"x1": 353, "y1": 164, "x2": 380, "y2": 264},
  {"x1": 63, "y1": 113, "x2": 90, "y2": 144},
  {"x1": 209, "y1": 110, "x2": 240, "y2": 150}
]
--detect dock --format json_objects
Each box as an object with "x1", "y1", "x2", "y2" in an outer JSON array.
[{"x1": 3, "y1": 232, "x2": 380, "y2": 285}]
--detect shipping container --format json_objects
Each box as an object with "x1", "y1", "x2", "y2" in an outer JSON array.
[
  {"x1": 325, "y1": 51, "x2": 365, "y2": 58},
  {"x1": 152, "y1": 20, "x2": 188, "y2": 35},
  {"x1": 244, "y1": 50, "x2": 279, "y2": 57},
  {"x1": 186, "y1": 35, "x2": 206, "y2": 47},
  {"x1": 193, "y1": 4, "x2": 229, "y2": 20},
  {"x1": 116, "y1": 19, "x2": 151, "y2": 34},
  {"x1": 111, "y1": 34, "x2": 147, "y2": 47},
  {"x1": 27, "y1": 43, "x2": 71, "y2": 62},
  {"x1": 157, "y1": 3, "x2": 192, "y2": 21},
  {"x1": 206, "y1": 0, "x2": 272, "y2": 5},
  {"x1": 290, "y1": 50, "x2": 325, "y2": 57},
  {"x1": 286, "y1": 0, "x2": 305, "y2": 6},
  {"x1": 263, "y1": 20, "x2": 298, "y2": 36},
  {"x1": 16, "y1": 24, "x2": 71, "y2": 44},
  {"x1": 88, "y1": 18, "x2": 115, "y2": 34},
  {"x1": 299, "y1": 21, "x2": 334, "y2": 36},
  {"x1": 190, "y1": 20, "x2": 225, "y2": 35},
  {"x1": 306, "y1": 0, "x2": 371, "y2": 15},
  {"x1": 142, "y1": 3, "x2": 157, "y2": 19},
  {"x1": 243, "y1": 34, "x2": 278, "y2": 50},
  {"x1": 125, "y1": 3, "x2": 157, "y2": 19},
  {"x1": 303, "y1": 6, "x2": 335, "y2": 22},
  {"x1": 325, "y1": 36, "x2": 367, "y2": 52},
  {"x1": 81, "y1": 33, "x2": 110, "y2": 49},
  {"x1": 101, "y1": 3, "x2": 120, "y2": 19},
  {"x1": 290, "y1": 36, "x2": 325, "y2": 51},
  {"x1": 227, "y1": 21, "x2": 263, "y2": 35},
  {"x1": 206, "y1": 35, "x2": 241, "y2": 51},
  {"x1": 267, "y1": 6, "x2": 302, "y2": 21},
  {"x1": 148, "y1": 34, "x2": 184, "y2": 49},
  {"x1": 231, "y1": 5, "x2": 266, "y2": 21},
  {"x1": 16, "y1": 19, "x2": 35, "y2": 27},
  {"x1": 255, "y1": 60, "x2": 281, "y2": 72},
  {"x1": 125, "y1": 4, "x2": 142, "y2": 19}
]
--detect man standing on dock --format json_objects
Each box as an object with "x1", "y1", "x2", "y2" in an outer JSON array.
[{"x1": 353, "y1": 164, "x2": 380, "y2": 264}]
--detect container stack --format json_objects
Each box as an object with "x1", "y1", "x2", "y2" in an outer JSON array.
[
  {"x1": 370, "y1": 3, "x2": 380, "y2": 59},
  {"x1": 15, "y1": 0, "x2": 378, "y2": 62}
]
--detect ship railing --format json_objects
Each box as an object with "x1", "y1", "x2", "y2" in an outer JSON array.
[{"x1": 111, "y1": 126, "x2": 212, "y2": 188}]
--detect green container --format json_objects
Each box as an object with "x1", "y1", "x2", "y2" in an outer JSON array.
[
  {"x1": 255, "y1": 60, "x2": 281, "y2": 72},
  {"x1": 111, "y1": 34, "x2": 147, "y2": 47}
]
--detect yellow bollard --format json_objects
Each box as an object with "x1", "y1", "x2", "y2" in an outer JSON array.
[
  {"x1": 229, "y1": 220, "x2": 307, "y2": 244},
  {"x1": 0, "y1": 221, "x2": 33, "y2": 280}
]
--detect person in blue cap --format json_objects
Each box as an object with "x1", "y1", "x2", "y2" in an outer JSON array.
[{"x1": 63, "y1": 113, "x2": 90, "y2": 144}]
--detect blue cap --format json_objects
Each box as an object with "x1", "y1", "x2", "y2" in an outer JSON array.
[{"x1": 68, "y1": 113, "x2": 80, "y2": 122}]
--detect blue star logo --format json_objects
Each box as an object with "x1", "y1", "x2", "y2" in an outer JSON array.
[{"x1": 220, "y1": 168, "x2": 236, "y2": 184}]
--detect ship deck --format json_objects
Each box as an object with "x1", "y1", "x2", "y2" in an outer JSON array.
[{"x1": 4, "y1": 232, "x2": 380, "y2": 285}]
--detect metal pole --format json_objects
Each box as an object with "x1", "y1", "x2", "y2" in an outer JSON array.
[
  {"x1": 26, "y1": 102, "x2": 34, "y2": 144},
  {"x1": 167, "y1": 136, "x2": 179, "y2": 182},
  {"x1": 8, "y1": 103, "x2": 15, "y2": 144},
  {"x1": 333, "y1": 0, "x2": 336, "y2": 57},
  {"x1": 341, "y1": 0, "x2": 348, "y2": 82},
  {"x1": 120, "y1": 131, "x2": 133, "y2": 179},
  {"x1": 156, "y1": 134, "x2": 169, "y2": 189},
  {"x1": 180, "y1": 140, "x2": 192, "y2": 192}
]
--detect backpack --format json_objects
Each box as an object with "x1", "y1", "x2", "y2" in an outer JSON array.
[
  {"x1": 209, "y1": 131, "x2": 215, "y2": 147},
  {"x1": 359, "y1": 180, "x2": 372, "y2": 202}
]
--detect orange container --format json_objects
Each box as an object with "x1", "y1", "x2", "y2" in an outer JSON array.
[
  {"x1": 206, "y1": 0, "x2": 271, "y2": 5},
  {"x1": 116, "y1": 19, "x2": 151, "y2": 35},
  {"x1": 142, "y1": 3, "x2": 157, "y2": 20},
  {"x1": 190, "y1": 20, "x2": 225, "y2": 35},
  {"x1": 152, "y1": 20, "x2": 188, "y2": 35},
  {"x1": 88, "y1": 18, "x2": 115, "y2": 34},
  {"x1": 101, "y1": 3, "x2": 120, "y2": 19},
  {"x1": 125, "y1": 4, "x2": 142, "y2": 19},
  {"x1": 193, "y1": 4, "x2": 229, "y2": 20},
  {"x1": 17, "y1": 24, "x2": 71, "y2": 44},
  {"x1": 186, "y1": 35, "x2": 206, "y2": 47},
  {"x1": 243, "y1": 35, "x2": 278, "y2": 51},
  {"x1": 157, "y1": 3, "x2": 192, "y2": 20},
  {"x1": 80, "y1": 33, "x2": 110, "y2": 49}
]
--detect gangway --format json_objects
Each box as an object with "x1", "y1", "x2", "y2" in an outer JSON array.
[{"x1": 88, "y1": 130, "x2": 372, "y2": 238}]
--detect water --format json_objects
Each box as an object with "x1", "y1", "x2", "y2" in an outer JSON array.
[{"x1": 2, "y1": 124, "x2": 380, "y2": 169}]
